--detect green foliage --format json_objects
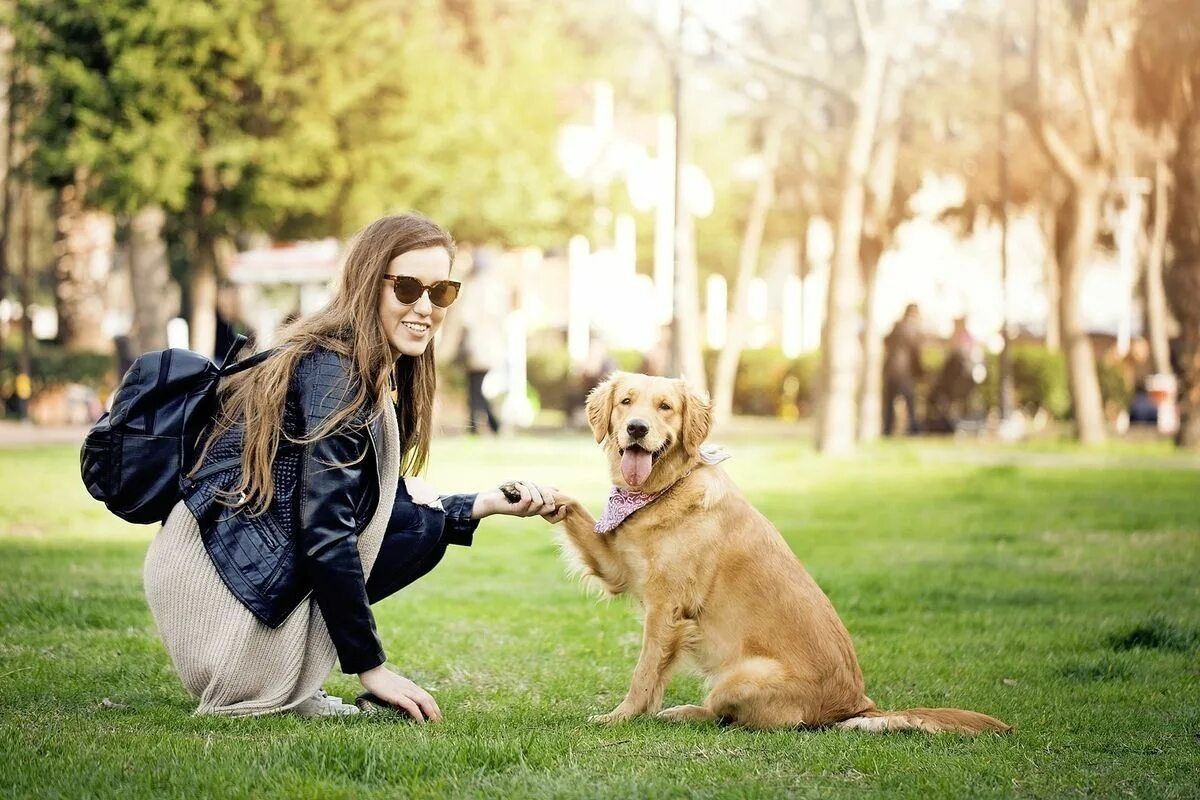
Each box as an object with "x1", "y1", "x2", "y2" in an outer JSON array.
[
  {"x1": 526, "y1": 345, "x2": 572, "y2": 412},
  {"x1": 980, "y1": 344, "x2": 1072, "y2": 419},
  {"x1": 1096, "y1": 356, "x2": 1132, "y2": 413},
  {"x1": 976, "y1": 343, "x2": 1134, "y2": 421},
  {"x1": 704, "y1": 347, "x2": 820, "y2": 416},
  {"x1": 14, "y1": 0, "x2": 589, "y2": 246},
  {"x1": 0, "y1": 341, "x2": 115, "y2": 395}
]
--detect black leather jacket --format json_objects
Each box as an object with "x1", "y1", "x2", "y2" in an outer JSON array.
[{"x1": 182, "y1": 347, "x2": 478, "y2": 674}]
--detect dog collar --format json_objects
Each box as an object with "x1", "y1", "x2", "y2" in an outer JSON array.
[{"x1": 595, "y1": 447, "x2": 729, "y2": 534}]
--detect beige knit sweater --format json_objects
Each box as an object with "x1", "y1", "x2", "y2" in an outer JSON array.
[{"x1": 143, "y1": 398, "x2": 400, "y2": 716}]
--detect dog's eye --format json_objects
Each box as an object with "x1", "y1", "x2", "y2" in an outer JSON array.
[
  {"x1": 659, "y1": 402, "x2": 671, "y2": 411},
  {"x1": 620, "y1": 397, "x2": 632, "y2": 405}
]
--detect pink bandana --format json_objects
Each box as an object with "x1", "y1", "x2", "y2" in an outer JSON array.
[{"x1": 594, "y1": 447, "x2": 730, "y2": 534}]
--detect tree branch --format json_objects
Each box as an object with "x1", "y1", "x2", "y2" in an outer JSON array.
[
  {"x1": 1073, "y1": 35, "x2": 1114, "y2": 164},
  {"x1": 1011, "y1": 97, "x2": 1086, "y2": 185},
  {"x1": 695, "y1": 15, "x2": 857, "y2": 110},
  {"x1": 852, "y1": 0, "x2": 873, "y2": 50}
]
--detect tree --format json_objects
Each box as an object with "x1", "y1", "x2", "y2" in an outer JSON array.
[
  {"x1": 1131, "y1": 0, "x2": 1200, "y2": 446},
  {"x1": 1010, "y1": 0, "x2": 1138, "y2": 444},
  {"x1": 711, "y1": 119, "x2": 782, "y2": 427},
  {"x1": 15, "y1": 0, "x2": 200, "y2": 353}
]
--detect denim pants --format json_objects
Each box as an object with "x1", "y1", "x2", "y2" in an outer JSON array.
[{"x1": 365, "y1": 483, "x2": 454, "y2": 603}]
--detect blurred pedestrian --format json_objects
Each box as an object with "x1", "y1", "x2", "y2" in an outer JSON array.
[
  {"x1": 455, "y1": 249, "x2": 506, "y2": 435},
  {"x1": 214, "y1": 286, "x2": 256, "y2": 359},
  {"x1": 882, "y1": 303, "x2": 924, "y2": 436},
  {"x1": 1123, "y1": 337, "x2": 1157, "y2": 425},
  {"x1": 641, "y1": 324, "x2": 673, "y2": 377},
  {"x1": 927, "y1": 317, "x2": 983, "y2": 432},
  {"x1": 571, "y1": 332, "x2": 617, "y2": 428}
]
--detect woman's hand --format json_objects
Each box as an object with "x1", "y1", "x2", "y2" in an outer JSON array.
[
  {"x1": 358, "y1": 665, "x2": 442, "y2": 722},
  {"x1": 472, "y1": 480, "x2": 563, "y2": 520}
]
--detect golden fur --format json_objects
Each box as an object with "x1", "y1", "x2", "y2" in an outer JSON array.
[{"x1": 554, "y1": 372, "x2": 1011, "y2": 734}]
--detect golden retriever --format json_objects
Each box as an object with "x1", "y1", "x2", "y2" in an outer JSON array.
[{"x1": 552, "y1": 371, "x2": 1011, "y2": 734}]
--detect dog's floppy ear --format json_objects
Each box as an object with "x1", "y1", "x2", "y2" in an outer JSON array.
[
  {"x1": 586, "y1": 373, "x2": 619, "y2": 444},
  {"x1": 679, "y1": 379, "x2": 712, "y2": 457}
]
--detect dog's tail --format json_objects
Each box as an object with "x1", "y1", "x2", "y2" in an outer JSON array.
[{"x1": 837, "y1": 705, "x2": 1012, "y2": 735}]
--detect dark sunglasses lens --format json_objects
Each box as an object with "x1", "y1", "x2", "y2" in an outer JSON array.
[
  {"x1": 392, "y1": 276, "x2": 425, "y2": 304},
  {"x1": 429, "y1": 282, "x2": 460, "y2": 307}
]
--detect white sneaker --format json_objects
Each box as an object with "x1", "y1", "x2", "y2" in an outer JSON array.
[{"x1": 294, "y1": 689, "x2": 360, "y2": 717}]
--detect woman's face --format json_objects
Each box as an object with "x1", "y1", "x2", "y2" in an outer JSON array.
[{"x1": 378, "y1": 246, "x2": 452, "y2": 358}]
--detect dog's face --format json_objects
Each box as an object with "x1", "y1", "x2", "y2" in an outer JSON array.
[{"x1": 586, "y1": 372, "x2": 712, "y2": 491}]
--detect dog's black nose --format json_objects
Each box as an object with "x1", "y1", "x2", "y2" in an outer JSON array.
[{"x1": 626, "y1": 419, "x2": 649, "y2": 439}]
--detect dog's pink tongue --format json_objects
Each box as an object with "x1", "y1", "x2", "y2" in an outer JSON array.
[{"x1": 621, "y1": 448, "x2": 653, "y2": 487}]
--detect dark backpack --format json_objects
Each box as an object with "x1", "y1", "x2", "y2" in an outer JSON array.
[{"x1": 80, "y1": 335, "x2": 273, "y2": 525}]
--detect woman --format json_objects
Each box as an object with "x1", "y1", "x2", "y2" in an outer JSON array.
[{"x1": 144, "y1": 213, "x2": 562, "y2": 720}]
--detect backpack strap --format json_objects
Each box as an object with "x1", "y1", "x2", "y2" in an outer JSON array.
[
  {"x1": 220, "y1": 346, "x2": 276, "y2": 377},
  {"x1": 218, "y1": 334, "x2": 249, "y2": 369},
  {"x1": 216, "y1": 334, "x2": 276, "y2": 378}
]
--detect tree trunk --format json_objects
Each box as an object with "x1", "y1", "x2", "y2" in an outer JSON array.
[
  {"x1": 187, "y1": 168, "x2": 221, "y2": 358},
  {"x1": 0, "y1": 35, "x2": 16, "y2": 369},
  {"x1": 1041, "y1": 209, "x2": 1061, "y2": 351},
  {"x1": 712, "y1": 124, "x2": 782, "y2": 428},
  {"x1": 816, "y1": 43, "x2": 890, "y2": 455},
  {"x1": 857, "y1": 240, "x2": 885, "y2": 442},
  {"x1": 1145, "y1": 155, "x2": 1172, "y2": 376},
  {"x1": 17, "y1": 178, "x2": 33, "y2": 419},
  {"x1": 856, "y1": 78, "x2": 902, "y2": 445},
  {"x1": 52, "y1": 172, "x2": 114, "y2": 352},
  {"x1": 1054, "y1": 178, "x2": 1107, "y2": 444},
  {"x1": 128, "y1": 205, "x2": 171, "y2": 354},
  {"x1": 189, "y1": 229, "x2": 218, "y2": 358},
  {"x1": 674, "y1": 208, "x2": 707, "y2": 393},
  {"x1": 1165, "y1": 117, "x2": 1200, "y2": 448}
]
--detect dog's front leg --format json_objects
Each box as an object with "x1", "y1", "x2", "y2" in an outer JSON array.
[
  {"x1": 556, "y1": 500, "x2": 628, "y2": 594},
  {"x1": 592, "y1": 603, "x2": 691, "y2": 724}
]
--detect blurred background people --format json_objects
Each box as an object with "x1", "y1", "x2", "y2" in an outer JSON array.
[
  {"x1": 927, "y1": 317, "x2": 985, "y2": 433},
  {"x1": 455, "y1": 249, "x2": 507, "y2": 435},
  {"x1": 882, "y1": 303, "x2": 924, "y2": 436}
]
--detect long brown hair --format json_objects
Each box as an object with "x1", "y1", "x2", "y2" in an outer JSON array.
[{"x1": 194, "y1": 213, "x2": 456, "y2": 515}]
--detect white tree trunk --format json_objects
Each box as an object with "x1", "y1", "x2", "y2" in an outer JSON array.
[
  {"x1": 675, "y1": 209, "x2": 707, "y2": 393},
  {"x1": 856, "y1": 80, "x2": 902, "y2": 444},
  {"x1": 712, "y1": 124, "x2": 782, "y2": 428},
  {"x1": 1056, "y1": 179, "x2": 1107, "y2": 445},
  {"x1": 128, "y1": 206, "x2": 171, "y2": 354},
  {"x1": 1145, "y1": 155, "x2": 1172, "y2": 375},
  {"x1": 816, "y1": 42, "x2": 890, "y2": 455},
  {"x1": 857, "y1": 245, "x2": 885, "y2": 442}
]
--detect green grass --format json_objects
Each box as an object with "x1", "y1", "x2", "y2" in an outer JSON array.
[{"x1": 1, "y1": 434, "x2": 1198, "y2": 799}]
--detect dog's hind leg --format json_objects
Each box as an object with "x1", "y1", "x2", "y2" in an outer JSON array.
[
  {"x1": 657, "y1": 704, "x2": 717, "y2": 723},
  {"x1": 704, "y1": 657, "x2": 823, "y2": 731}
]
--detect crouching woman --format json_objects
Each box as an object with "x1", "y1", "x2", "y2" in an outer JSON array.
[{"x1": 144, "y1": 213, "x2": 561, "y2": 720}]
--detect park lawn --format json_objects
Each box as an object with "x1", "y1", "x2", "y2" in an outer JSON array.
[{"x1": 0, "y1": 433, "x2": 1197, "y2": 799}]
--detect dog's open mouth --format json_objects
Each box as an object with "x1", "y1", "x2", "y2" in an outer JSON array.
[{"x1": 618, "y1": 441, "x2": 669, "y2": 488}]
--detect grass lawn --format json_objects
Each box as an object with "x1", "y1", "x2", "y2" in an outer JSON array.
[{"x1": 1, "y1": 432, "x2": 1198, "y2": 799}]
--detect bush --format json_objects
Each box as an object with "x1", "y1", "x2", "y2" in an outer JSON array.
[
  {"x1": 1096, "y1": 356, "x2": 1131, "y2": 414},
  {"x1": 978, "y1": 342, "x2": 1131, "y2": 421},
  {"x1": 704, "y1": 348, "x2": 820, "y2": 417},
  {"x1": 526, "y1": 346, "x2": 571, "y2": 412},
  {"x1": 1, "y1": 341, "x2": 116, "y2": 396}
]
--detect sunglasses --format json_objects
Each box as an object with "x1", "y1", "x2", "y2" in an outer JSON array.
[{"x1": 381, "y1": 275, "x2": 461, "y2": 308}]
